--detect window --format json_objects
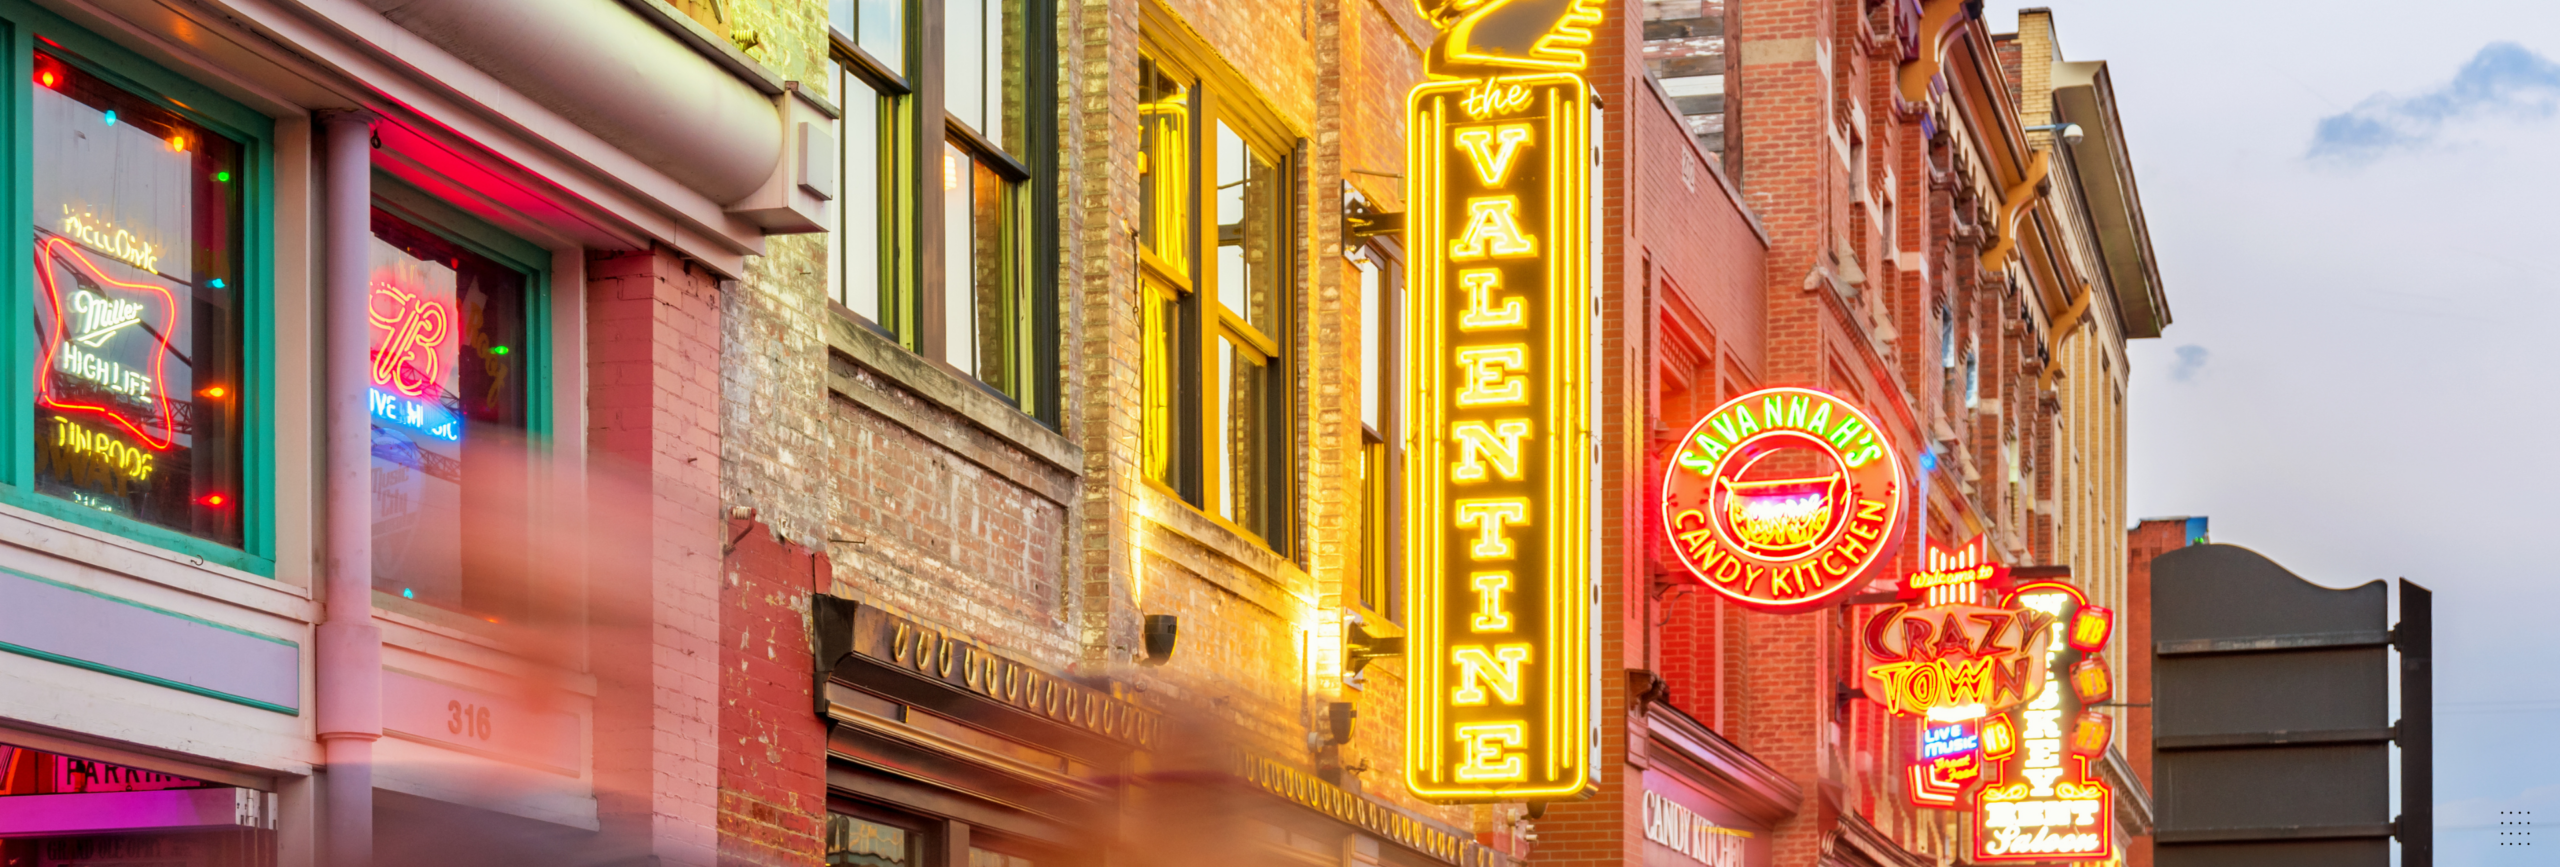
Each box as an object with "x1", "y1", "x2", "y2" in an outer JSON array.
[
  {"x1": 829, "y1": 0, "x2": 1053, "y2": 418},
  {"x1": 30, "y1": 49, "x2": 248, "y2": 550},
  {"x1": 366, "y1": 207, "x2": 535, "y2": 621},
  {"x1": 827, "y1": 812, "x2": 917, "y2": 867},
  {"x1": 1350, "y1": 232, "x2": 1402, "y2": 618},
  {"x1": 1137, "y1": 51, "x2": 1294, "y2": 550}
]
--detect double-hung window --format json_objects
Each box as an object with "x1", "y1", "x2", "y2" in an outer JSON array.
[
  {"x1": 1137, "y1": 51, "x2": 1294, "y2": 551},
  {"x1": 829, "y1": 0, "x2": 1054, "y2": 419},
  {"x1": 1350, "y1": 232, "x2": 1401, "y2": 617},
  {"x1": 20, "y1": 33, "x2": 271, "y2": 572}
]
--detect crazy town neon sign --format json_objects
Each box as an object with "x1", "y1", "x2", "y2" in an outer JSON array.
[
  {"x1": 1660, "y1": 387, "x2": 1906, "y2": 612},
  {"x1": 36, "y1": 237, "x2": 177, "y2": 450}
]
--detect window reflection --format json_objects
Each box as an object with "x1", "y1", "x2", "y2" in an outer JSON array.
[
  {"x1": 826, "y1": 814, "x2": 913, "y2": 867},
  {"x1": 367, "y1": 209, "x2": 530, "y2": 621},
  {"x1": 30, "y1": 50, "x2": 244, "y2": 546}
]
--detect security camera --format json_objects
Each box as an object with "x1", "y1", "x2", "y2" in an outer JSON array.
[{"x1": 2059, "y1": 123, "x2": 2086, "y2": 146}]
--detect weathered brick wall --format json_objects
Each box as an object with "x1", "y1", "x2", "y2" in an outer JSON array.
[
  {"x1": 717, "y1": 516, "x2": 830, "y2": 867},
  {"x1": 821, "y1": 360, "x2": 1080, "y2": 666},
  {"x1": 589, "y1": 246, "x2": 726, "y2": 867}
]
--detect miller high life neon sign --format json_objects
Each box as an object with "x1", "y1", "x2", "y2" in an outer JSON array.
[
  {"x1": 36, "y1": 236, "x2": 179, "y2": 451},
  {"x1": 1659, "y1": 387, "x2": 1907, "y2": 613},
  {"x1": 1404, "y1": 0, "x2": 1601, "y2": 802}
]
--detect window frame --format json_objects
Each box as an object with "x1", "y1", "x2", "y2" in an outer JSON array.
[
  {"x1": 0, "y1": 8, "x2": 276, "y2": 575},
  {"x1": 827, "y1": 0, "x2": 1060, "y2": 424},
  {"x1": 1135, "y1": 46, "x2": 1297, "y2": 556},
  {"x1": 1349, "y1": 232, "x2": 1401, "y2": 622},
  {"x1": 365, "y1": 175, "x2": 558, "y2": 623}
]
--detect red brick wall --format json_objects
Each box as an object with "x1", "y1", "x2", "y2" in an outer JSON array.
[
  {"x1": 717, "y1": 517, "x2": 830, "y2": 867},
  {"x1": 2123, "y1": 517, "x2": 2192, "y2": 867},
  {"x1": 588, "y1": 245, "x2": 726, "y2": 866}
]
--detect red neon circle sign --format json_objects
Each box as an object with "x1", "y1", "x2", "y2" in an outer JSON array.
[{"x1": 1660, "y1": 387, "x2": 1906, "y2": 612}]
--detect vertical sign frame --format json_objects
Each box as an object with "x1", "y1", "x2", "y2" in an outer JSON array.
[{"x1": 1403, "y1": 72, "x2": 1594, "y2": 802}]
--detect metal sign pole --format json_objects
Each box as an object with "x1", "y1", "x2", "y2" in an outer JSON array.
[{"x1": 2398, "y1": 579, "x2": 2433, "y2": 867}]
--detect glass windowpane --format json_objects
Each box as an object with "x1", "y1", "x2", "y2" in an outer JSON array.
[
  {"x1": 944, "y1": 0, "x2": 984, "y2": 133},
  {"x1": 1215, "y1": 122, "x2": 1282, "y2": 333},
  {"x1": 1141, "y1": 284, "x2": 1177, "y2": 483},
  {"x1": 941, "y1": 142, "x2": 976, "y2": 378},
  {"x1": 969, "y1": 156, "x2": 1018, "y2": 399},
  {"x1": 1355, "y1": 251, "x2": 1381, "y2": 430},
  {"x1": 994, "y1": 0, "x2": 1026, "y2": 155},
  {"x1": 31, "y1": 52, "x2": 244, "y2": 546},
  {"x1": 826, "y1": 814, "x2": 913, "y2": 867},
  {"x1": 831, "y1": 0, "x2": 905, "y2": 73},
  {"x1": 1216, "y1": 336, "x2": 1264, "y2": 531},
  {"x1": 832, "y1": 62, "x2": 890, "y2": 324},
  {"x1": 366, "y1": 211, "x2": 531, "y2": 621},
  {"x1": 1137, "y1": 57, "x2": 1189, "y2": 276}
]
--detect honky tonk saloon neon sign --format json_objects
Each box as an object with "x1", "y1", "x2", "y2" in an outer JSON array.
[
  {"x1": 1405, "y1": 0, "x2": 1600, "y2": 803},
  {"x1": 1660, "y1": 388, "x2": 1906, "y2": 613}
]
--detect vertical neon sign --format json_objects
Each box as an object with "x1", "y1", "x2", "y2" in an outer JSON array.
[{"x1": 1404, "y1": 0, "x2": 1601, "y2": 802}]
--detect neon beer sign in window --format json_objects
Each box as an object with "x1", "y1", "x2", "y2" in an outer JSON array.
[
  {"x1": 368, "y1": 209, "x2": 530, "y2": 619},
  {"x1": 30, "y1": 51, "x2": 245, "y2": 545},
  {"x1": 1660, "y1": 387, "x2": 1907, "y2": 613},
  {"x1": 1405, "y1": 0, "x2": 1600, "y2": 803}
]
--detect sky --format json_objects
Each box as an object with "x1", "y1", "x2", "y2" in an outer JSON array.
[{"x1": 1979, "y1": 1, "x2": 2560, "y2": 863}]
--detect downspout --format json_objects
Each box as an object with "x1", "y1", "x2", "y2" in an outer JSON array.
[{"x1": 315, "y1": 110, "x2": 382, "y2": 867}]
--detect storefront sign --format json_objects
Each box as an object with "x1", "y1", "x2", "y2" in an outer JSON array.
[
  {"x1": 35, "y1": 237, "x2": 177, "y2": 450},
  {"x1": 1859, "y1": 539, "x2": 2047, "y2": 719},
  {"x1": 1660, "y1": 388, "x2": 1906, "y2": 613},
  {"x1": 1974, "y1": 580, "x2": 2113, "y2": 862},
  {"x1": 1641, "y1": 791, "x2": 1754, "y2": 867},
  {"x1": 847, "y1": 605, "x2": 1161, "y2": 749},
  {"x1": 1404, "y1": 0, "x2": 1600, "y2": 802}
]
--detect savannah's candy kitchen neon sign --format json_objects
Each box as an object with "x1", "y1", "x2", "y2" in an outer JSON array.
[
  {"x1": 1974, "y1": 580, "x2": 2116, "y2": 862},
  {"x1": 1405, "y1": 0, "x2": 1602, "y2": 802},
  {"x1": 1659, "y1": 387, "x2": 1907, "y2": 613}
]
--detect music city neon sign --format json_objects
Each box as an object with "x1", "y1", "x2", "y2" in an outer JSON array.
[{"x1": 1405, "y1": 0, "x2": 1600, "y2": 803}]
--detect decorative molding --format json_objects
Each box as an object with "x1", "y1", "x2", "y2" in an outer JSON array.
[
  {"x1": 1977, "y1": 149, "x2": 2050, "y2": 270},
  {"x1": 1894, "y1": 0, "x2": 1973, "y2": 106},
  {"x1": 1640, "y1": 702, "x2": 1804, "y2": 826}
]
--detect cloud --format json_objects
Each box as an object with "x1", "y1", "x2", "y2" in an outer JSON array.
[
  {"x1": 2169, "y1": 345, "x2": 2208, "y2": 382},
  {"x1": 2307, "y1": 42, "x2": 2560, "y2": 164}
]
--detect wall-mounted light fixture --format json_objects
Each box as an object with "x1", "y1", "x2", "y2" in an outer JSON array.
[
  {"x1": 2024, "y1": 122, "x2": 2086, "y2": 146},
  {"x1": 1141, "y1": 614, "x2": 1178, "y2": 665}
]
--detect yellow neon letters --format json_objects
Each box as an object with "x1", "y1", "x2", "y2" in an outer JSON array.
[
  {"x1": 1454, "y1": 346, "x2": 1530, "y2": 406},
  {"x1": 1450, "y1": 419, "x2": 1531, "y2": 482},
  {"x1": 1453, "y1": 123, "x2": 1534, "y2": 186},
  {"x1": 1457, "y1": 269, "x2": 1526, "y2": 330},
  {"x1": 1454, "y1": 499, "x2": 1529, "y2": 559},
  {"x1": 1449, "y1": 197, "x2": 1538, "y2": 260},
  {"x1": 1470, "y1": 572, "x2": 1514, "y2": 632},
  {"x1": 1453, "y1": 722, "x2": 1528, "y2": 782},
  {"x1": 1451, "y1": 644, "x2": 1532, "y2": 705}
]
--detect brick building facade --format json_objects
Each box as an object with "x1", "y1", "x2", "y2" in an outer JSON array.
[{"x1": 0, "y1": 0, "x2": 2169, "y2": 865}]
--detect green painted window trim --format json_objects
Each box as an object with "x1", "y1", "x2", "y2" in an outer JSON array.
[{"x1": 0, "y1": 2, "x2": 277, "y2": 575}]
